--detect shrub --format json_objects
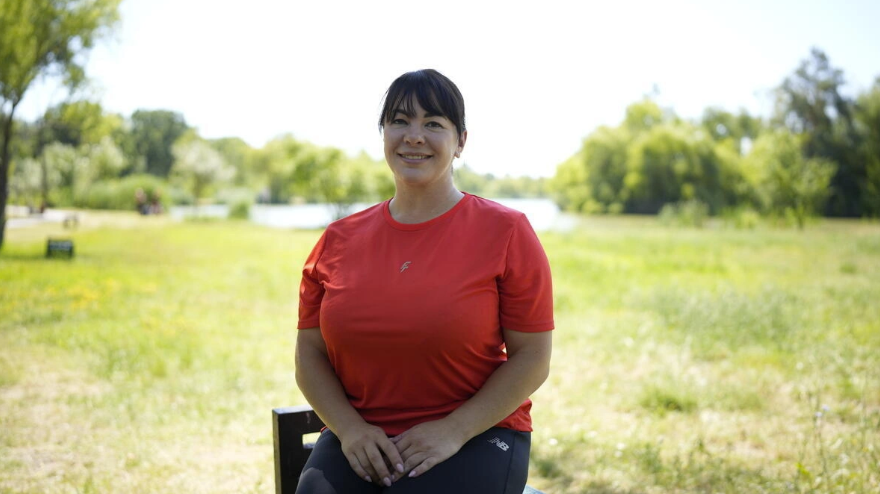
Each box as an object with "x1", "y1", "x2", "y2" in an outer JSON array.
[
  {"x1": 721, "y1": 206, "x2": 761, "y2": 229},
  {"x1": 74, "y1": 175, "x2": 171, "y2": 211},
  {"x1": 227, "y1": 199, "x2": 251, "y2": 220},
  {"x1": 658, "y1": 199, "x2": 709, "y2": 227}
]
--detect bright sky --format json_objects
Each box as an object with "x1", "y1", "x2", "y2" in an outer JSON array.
[{"x1": 18, "y1": 0, "x2": 880, "y2": 178}]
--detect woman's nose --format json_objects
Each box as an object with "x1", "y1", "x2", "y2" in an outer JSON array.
[{"x1": 404, "y1": 129, "x2": 425, "y2": 145}]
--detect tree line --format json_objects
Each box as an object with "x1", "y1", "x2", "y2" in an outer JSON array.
[
  {"x1": 6, "y1": 100, "x2": 544, "y2": 221},
  {"x1": 552, "y1": 49, "x2": 880, "y2": 226},
  {"x1": 7, "y1": 104, "x2": 398, "y2": 216},
  {"x1": 2, "y1": 0, "x2": 879, "y2": 249},
  {"x1": 9, "y1": 47, "x2": 877, "y2": 233}
]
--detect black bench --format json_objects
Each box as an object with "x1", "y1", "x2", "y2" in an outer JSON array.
[
  {"x1": 46, "y1": 238, "x2": 74, "y2": 258},
  {"x1": 272, "y1": 406, "x2": 544, "y2": 493}
]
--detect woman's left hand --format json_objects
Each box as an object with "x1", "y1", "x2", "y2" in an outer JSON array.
[{"x1": 389, "y1": 419, "x2": 466, "y2": 479}]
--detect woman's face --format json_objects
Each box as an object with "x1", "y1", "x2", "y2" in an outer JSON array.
[{"x1": 383, "y1": 98, "x2": 466, "y2": 190}]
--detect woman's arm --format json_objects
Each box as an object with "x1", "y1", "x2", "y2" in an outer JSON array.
[
  {"x1": 295, "y1": 328, "x2": 405, "y2": 486},
  {"x1": 391, "y1": 328, "x2": 552, "y2": 478}
]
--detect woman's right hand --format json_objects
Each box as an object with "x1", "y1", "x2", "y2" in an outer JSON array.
[
  {"x1": 296, "y1": 328, "x2": 404, "y2": 485},
  {"x1": 337, "y1": 422, "x2": 405, "y2": 486}
]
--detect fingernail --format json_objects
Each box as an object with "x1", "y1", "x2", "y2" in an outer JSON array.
[
  {"x1": 409, "y1": 471, "x2": 417, "y2": 478},
  {"x1": 397, "y1": 463, "x2": 404, "y2": 473},
  {"x1": 384, "y1": 478, "x2": 392, "y2": 487},
  {"x1": 364, "y1": 476, "x2": 372, "y2": 483}
]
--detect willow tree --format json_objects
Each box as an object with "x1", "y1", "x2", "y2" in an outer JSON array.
[{"x1": 0, "y1": 0, "x2": 120, "y2": 249}]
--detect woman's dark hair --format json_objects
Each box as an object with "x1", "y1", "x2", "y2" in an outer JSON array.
[{"x1": 378, "y1": 69, "x2": 466, "y2": 139}]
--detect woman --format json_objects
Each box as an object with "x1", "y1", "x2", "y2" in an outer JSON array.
[{"x1": 295, "y1": 69, "x2": 553, "y2": 494}]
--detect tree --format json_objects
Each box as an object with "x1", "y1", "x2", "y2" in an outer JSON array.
[
  {"x1": 453, "y1": 164, "x2": 547, "y2": 199},
  {"x1": 550, "y1": 150, "x2": 593, "y2": 213},
  {"x1": 38, "y1": 99, "x2": 120, "y2": 151},
  {"x1": 774, "y1": 48, "x2": 861, "y2": 217},
  {"x1": 624, "y1": 98, "x2": 665, "y2": 133},
  {"x1": 369, "y1": 154, "x2": 396, "y2": 201},
  {"x1": 624, "y1": 122, "x2": 725, "y2": 214},
  {"x1": 40, "y1": 142, "x2": 83, "y2": 197},
  {"x1": 83, "y1": 135, "x2": 126, "y2": 182},
  {"x1": 552, "y1": 98, "x2": 757, "y2": 216},
  {"x1": 746, "y1": 130, "x2": 836, "y2": 228},
  {"x1": 19, "y1": 136, "x2": 126, "y2": 208},
  {"x1": 854, "y1": 79, "x2": 880, "y2": 217},
  {"x1": 171, "y1": 139, "x2": 234, "y2": 203},
  {"x1": 700, "y1": 107, "x2": 764, "y2": 154},
  {"x1": 454, "y1": 163, "x2": 491, "y2": 196},
  {"x1": 484, "y1": 175, "x2": 548, "y2": 199},
  {"x1": 0, "y1": 0, "x2": 121, "y2": 248},
  {"x1": 551, "y1": 126, "x2": 631, "y2": 214},
  {"x1": 351, "y1": 151, "x2": 394, "y2": 203},
  {"x1": 294, "y1": 147, "x2": 371, "y2": 219},
  {"x1": 252, "y1": 134, "x2": 305, "y2": 204},
  {"x1": 129, "y1": 109, "x2": 189, "y2": 178},
  {"x1": 552, "y1": 99, "x2": 680, "y2": 215},
  {"x1": 581, "y1": 125, "x2": 631, "y2": 213},
  {"x1": 209, "y1": 137, "x2": 254, "y2": 186},
  {"x1": 8, "y1": 157, "x2": 42, "y2": 208}
]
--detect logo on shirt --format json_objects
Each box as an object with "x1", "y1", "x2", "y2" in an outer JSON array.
[
  {"x1": 488, "y1": 437, "x2": 510, "y2": 451},
  {"x1": 399, "y1": 261, "x2": 412, "y2": 273}
]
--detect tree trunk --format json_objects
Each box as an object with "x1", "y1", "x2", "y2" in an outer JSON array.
[
  {"x1": 41, "y1": 155, "x2": 49, "y2": 208},
  {"x1": 0, "y1": 108, "x2": 16, "y2": 250}
]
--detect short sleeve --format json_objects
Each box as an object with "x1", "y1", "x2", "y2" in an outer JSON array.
[
  {"x1": 297, "y1": 231, "x2": 328, "y2": 329},
  {"x1": 498, "y1": 215, "x2": 554, "y2": 332}
]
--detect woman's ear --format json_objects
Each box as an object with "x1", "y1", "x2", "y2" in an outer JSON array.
[{"x1": 455, "y1": 130, "x2": 468, "y2": 158}]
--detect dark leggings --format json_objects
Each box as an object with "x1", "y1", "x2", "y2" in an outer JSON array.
[{"x1": 296, "y1": 427, "x2": 531, "y2": 494}]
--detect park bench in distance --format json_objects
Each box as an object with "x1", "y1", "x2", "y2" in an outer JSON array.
[
  {"x1": 46, "y1": 238, "x2": 74, "y2": 258},
  {"x1": 272, "y1": 405, "x2": 545, "y2": 493},
  {"x1": 45, "y1": 212, "x2": 79, "y2": 259}
]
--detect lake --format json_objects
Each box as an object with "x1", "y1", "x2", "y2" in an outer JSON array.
[{"x1": 170, "y1": 198, "x2": 576, "y2": 232}]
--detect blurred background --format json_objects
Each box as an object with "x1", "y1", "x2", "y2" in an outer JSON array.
[
  {"x1": 3, "y1": 0, "x2": 880, "y2": 227},
  {"x1": 1, "y1": 1, "x2": 878, "y2": 493}
]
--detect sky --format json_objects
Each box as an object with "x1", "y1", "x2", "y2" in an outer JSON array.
[{"x1": 18, "y1": 0, "x2": 880, "y2": 178}]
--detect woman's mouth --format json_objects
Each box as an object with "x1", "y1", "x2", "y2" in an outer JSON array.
[{"x1": 399, "y1": 154, "x2": 431, "y2": 160}]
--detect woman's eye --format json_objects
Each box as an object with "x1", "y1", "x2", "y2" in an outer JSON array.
[
  {"x1": 426, "y1": 121, "x2": 443, "y2": 128},
  {"x1": 391, "y1": 118, "x2": 407, "y2": 125}
]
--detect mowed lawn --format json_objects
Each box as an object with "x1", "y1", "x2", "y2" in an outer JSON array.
[{"x1": 1, "y1": 211, "x2": 878, "y2": 494}]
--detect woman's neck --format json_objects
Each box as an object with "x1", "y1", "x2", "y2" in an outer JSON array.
[{"x1": 389, "y1": 185, "x2": 464, "y2": 224}]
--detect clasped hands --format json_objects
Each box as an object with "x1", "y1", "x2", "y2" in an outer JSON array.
[{"x1": 338, "y1": 418, "x2": 466, "y2": 486}]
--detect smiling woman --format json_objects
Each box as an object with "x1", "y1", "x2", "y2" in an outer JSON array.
[
  {"x1": 292, "y1": 69, "x2": 554, "y2": 494},
  {"x1": 379, "y1": 69, "x2": 468, "y2": 223},
  {"x1": 382, "y1": 98, "x2": 465, "y2": 196}
]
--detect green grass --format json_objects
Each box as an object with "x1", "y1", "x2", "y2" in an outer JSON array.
[{"x1": 1, "y1": 212, "x2": 878, "y2": 493}]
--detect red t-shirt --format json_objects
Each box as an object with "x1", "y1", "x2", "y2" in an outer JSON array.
[{"x1": 298, "y1": 193, "x2": 554, "y2": 435}]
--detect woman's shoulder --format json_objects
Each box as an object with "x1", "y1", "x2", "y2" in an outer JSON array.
[
  {"x1": 461, "y1": 194, "x2": 528, "y2": 227},
  {"x1": 324, "y1": 201, "x2": 387, "y2": 234}
]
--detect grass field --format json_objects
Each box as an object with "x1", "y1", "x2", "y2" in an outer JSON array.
[{"x1": 1, "y1": 211, "x2": 878, "y2": 493}]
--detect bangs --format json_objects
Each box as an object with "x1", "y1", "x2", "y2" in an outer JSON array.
[
  {"x1": 378, "y1": 69, "x2": 466, "y2": 137},
  {"x1": 385, "y1": 88, "x2": 446, "y2": 122}
]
